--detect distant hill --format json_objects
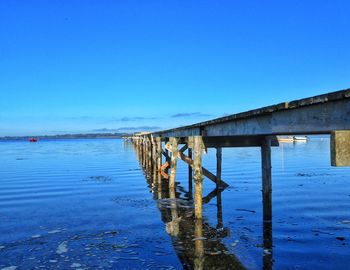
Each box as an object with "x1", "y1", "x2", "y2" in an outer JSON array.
[{"x1": 0, "y1": 133, "x2": 132, "y2": 141}]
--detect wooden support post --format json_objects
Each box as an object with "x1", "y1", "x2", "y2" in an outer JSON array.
[
  {"x1": 193, "y1": 136, "x2": 204, "y2": 219},
  {"x1": 177, "y1": 150, "x2": 229, "y2": 188},
  {"x1": 165, "y1": 137, "x2": 169, "y2": 156},
  {"x1": 188, "y1": 148, "x2": 193, "y2": 199},
  {"x1": 261, "y1": 136, "x2": 273, "y2": 268},
  {"x1": 261, "y1": 136, "x2": 272, "y2": 222},
  {"x1": 138, "y1": 138, "x2": 141, "y2": 163},
  {"x1": 168, "y1": 137, "x2": 178, "y2": 191},
  {"x1": 164, "y1": 138, "x2": 170, "y2": 175},
  {"x1": 144, "y1": 137, "x2": 147, "y2": 169},
  {"x1": 156, "y1": 137, "x2": 162, "y2": 175},
  {"x1": 143, "y1": 137, "x2": 146, "y2": 168},
  {"x1": 152, "y1": 137, "x2": 157, "y2": 176},
  {"x1": 331, "y1": 130, "x2": 350, "y2": 166},
  {"x1": 148, "y1": 137, "x2": 152, "y2": 172},
  {"x1": 216, "y1": 147, "x2": 222, "y2": 190},
  {"x1": 146, "y1": 137, "x2": 150, "y2": 170}
]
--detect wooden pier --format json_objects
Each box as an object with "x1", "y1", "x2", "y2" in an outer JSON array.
[{"x1": 129, "y1": 88, "x2": 350, "y2": 269}]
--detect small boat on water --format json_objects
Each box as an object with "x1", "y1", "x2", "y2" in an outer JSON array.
[
  {"x1": 277, "y1": 136, "x2": 294, "y2": 142},
  {"x1": 293, "y1": 136, "x2": 309, "y2": 141},
  {"x1": 277, "y1": 136, "x2": 309, "y2": 143},
  {"x1": 29, "y1": 138, "x2": 38, "y2": 142}
]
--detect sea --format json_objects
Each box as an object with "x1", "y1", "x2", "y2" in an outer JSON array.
[{"x1": 0, "y1": 137, "x2": 349, "y2": 270}]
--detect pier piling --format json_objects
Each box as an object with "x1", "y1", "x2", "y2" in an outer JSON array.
[
  {"x1": 193, "y1": 136, "x2": 204, "y2": 220},
  {"x1": 168, "y1": 137, "x2": 179, "y2": 191}
]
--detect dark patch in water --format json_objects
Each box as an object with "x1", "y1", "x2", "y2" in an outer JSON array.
[
  {"x1": 297, "y1": 172, "x2": 331, "y2": 177},
  {"x1": 235, "y1": 208, "x2": 256, "y2": 213},
  {"x1": 112, "y1": 197, "x2": 153, "y2": 209},
  {"x1": 336, "y1": 237, "x2": 345, "y2": 241},
  {"x1": 83, "y1": 176, "x2": 113, "y2": 182}
]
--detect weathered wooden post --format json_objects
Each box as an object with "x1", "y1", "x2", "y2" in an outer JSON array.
[
  {"x1": 168, "y1": 137, "x2": 179, "y2": 191},
  {"x1": 152, "y1": 137, "x2": 157, "y2": 176},
  {"x1": 193, "y1": 136, "x2": 204, "y2": 219},
  {"x1": 143, "y1": 137, "x2": 147, "y2": 168},
  {"x1": 146, "y1": 137, "x2": 150, "y2": 170},
  {"x1": 188, "y1": 148, "x2": 193, "y2": 199},
  {"x1": 261, "y1": 136, "x2": 273, "y2": 269},
  {"x1": 261, "y1": 136, "x2": 272, "y2": 222},
  {"x1": 146, "y1": 136, "x2": 150, "y2": 171},
  {"x1": 148, "y1": 137, "x2": 152, "y2": 172},
  {"x1": 143, "y1": 137, "x2": 147, "y2": 169},
  {"x1": 139, "y1": 137, "x2": 142, "y2": 163},
  {"x1": 156, "y1": 137, "x2": 162, "y2": 175},
  {"x1": 138, "y1": 137, "x2": 141, "y2": 163}
]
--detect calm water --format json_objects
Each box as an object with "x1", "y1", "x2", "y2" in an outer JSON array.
[{"x1": 0, "y1": 138, "x2": 349, "y2": 270}]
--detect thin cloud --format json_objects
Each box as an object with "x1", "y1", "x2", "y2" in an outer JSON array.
[
  {"x1": 92, "y1": 128, "x2": 121, "y2": 132},
  {"x1": 119, "y1": 116, "x2": 158, "y2": 122},
  {"x1": 92, "y1": 126, "x2": 161, "y2": 132},
  {"x1": 171, "y1": 112, "x2": 212, "y2": 118},
  {"x1": 116, "y1": 126, "x2": 161, "y2": 131}
]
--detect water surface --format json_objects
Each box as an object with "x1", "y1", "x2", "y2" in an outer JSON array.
[{"x1": 0, "y1": 138, "x2": 349, "y2": 269}]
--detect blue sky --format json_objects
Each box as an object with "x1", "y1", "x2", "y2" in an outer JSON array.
[{"x1": 1, "y1": 1, "x2": 349, "y2": 136}]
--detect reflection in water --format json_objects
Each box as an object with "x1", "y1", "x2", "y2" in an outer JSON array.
[
  {"x1": 132, "y1": 141, "x2": 273, "y2": 270},
  {"x1": 263, "y1": 192, "x2": 273, "y2": 270}
]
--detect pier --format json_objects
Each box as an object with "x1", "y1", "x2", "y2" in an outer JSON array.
[{"x1": 129, "y1": 88, "x2": 350, "y2": 269}]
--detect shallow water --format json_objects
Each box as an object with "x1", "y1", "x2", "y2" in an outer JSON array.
[{"x1": 0, "y1": 138, "x2": 349, "y2": 269}]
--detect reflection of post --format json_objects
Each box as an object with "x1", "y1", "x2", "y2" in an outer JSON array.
[
  {"x1": 157, "y1": 172, "x2": 162, "y2": 199},
  {"x1": 193, "y1": 136, "x2": 204, "y2": 219},
  {"x1": 261, "y1": 136, "x2": 273, "y2": 270},
  {"x1": 167, "y1": 190, "x2": 180, "y2": 236},
  {"x1": 216, "y1": 147, "x2": 223, "y2": 228},
  {"x1": 263, "y1": 190, "x2": 273, "y2": 270},
  {"x1": 188, "y1": 148, "x2": 193, "y2": 199},
  {"x1": 216, "y1": 190, "x2": 223, "y2": 229},
  {"x1": 166, "y1": 169, "x2": 180, "y2": 237},
  {"x1": 194, "y1": 218, "x2": 204, "y2": 270}
]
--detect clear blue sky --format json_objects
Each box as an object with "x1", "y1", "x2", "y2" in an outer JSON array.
[{"x1": 1, "y1": 1, "x2": 349, "y2": 136}]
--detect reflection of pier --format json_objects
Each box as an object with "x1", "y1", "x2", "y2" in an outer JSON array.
[
  {"x1": 129, "y1": 88, "x2": 350, "y2": 269},
  {"x1": 131, "y1": 139, "x2": 274, "y2": 269},
  {"x1": 140, "y1": 152, "x2": 246, "y2": 270}
]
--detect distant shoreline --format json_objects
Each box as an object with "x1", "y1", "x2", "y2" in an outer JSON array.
[{"x1": 0, "y1": 133, "x2": 132, "y2": 141}]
